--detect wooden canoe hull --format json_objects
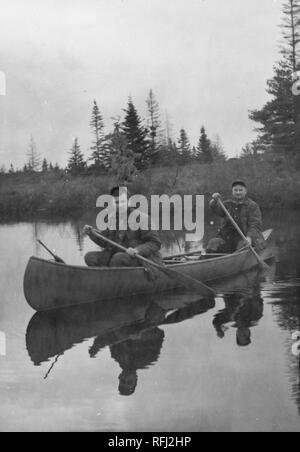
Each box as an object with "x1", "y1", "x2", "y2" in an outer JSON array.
[{"x1": 23, "y1": 230, "x2": 275, "y2": 312}]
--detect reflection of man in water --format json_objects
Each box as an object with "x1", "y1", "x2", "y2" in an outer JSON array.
[
  {"x1": 89, "y1": 297, "x2": 215, "y2": 396},
  {"x1": 213, "y1": 290, "x2": 263, "y2": 347},
  {"x1": 110, "y1": 297, "x2": 216, "y2": 396},
  {"x1": 89, "y1": 302, "x2": 166, "y2": 396},
  {"x1": 111, "y1": 328, "x2": 165, "y2": 396}
]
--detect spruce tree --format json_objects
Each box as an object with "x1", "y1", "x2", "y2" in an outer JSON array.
[
  {"x1": 249, "y1": 0, "x2": 300, "y2": 162},
  {"x1": 89, "y1": 100, "x2": 108, "y2": 171},
  {"x1": 177, "y1": 129, "x2": 192, "y2": 165},
  {"x1": 197, "y1": 126, "x2": 213, "y2": 163},
  {"x1": 67, "y1": 138, "x2": 86, "y2": 175},
  {"x1": 121, "y1": 98, "x2": 149, "y2": 170}
]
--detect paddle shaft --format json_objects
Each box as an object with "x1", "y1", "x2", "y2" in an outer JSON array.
[
  {"x1": 216, "y1": 198, "x2": 269, "y2": 270},
  {"x1": 90, "y1": 228, "x2": 215, "y2": 296},
  {"x1": 38, "y1": 240, "x2": 65, "y2": 264},
  {"x1": 44, "y1": 354, "x2": 61, "y2": 380}
]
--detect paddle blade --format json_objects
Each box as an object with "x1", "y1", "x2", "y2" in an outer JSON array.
[{"x1": 259, "y1": 260, "x2": 272, "y2": 274}]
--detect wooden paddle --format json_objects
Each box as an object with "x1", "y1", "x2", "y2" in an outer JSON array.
[
  {"x1": 216, "y1": 198, "x2": 271, "y2": 272},
  {"x1": 38, "y1": 240, "x2": 66, "y2": 264},
  {"x1": 90, "y1": 228, "x2": 215, "y2": 297}
]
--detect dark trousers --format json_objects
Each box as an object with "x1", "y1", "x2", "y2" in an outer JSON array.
[{"x1": 85, "y1": 250, "x2": 140, "y2": 268}]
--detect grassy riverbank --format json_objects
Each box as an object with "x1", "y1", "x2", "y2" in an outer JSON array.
[{"x1": 0, "y1": 158, "x2": 299, "y2": 221}]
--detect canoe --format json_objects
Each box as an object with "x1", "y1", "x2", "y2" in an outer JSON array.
[
  {"x1": 23, "y1": 229, "x2": 275, "y2": 312},
  {"x1": 26, "y1": 267, "x2": 268, "y2": 366}
]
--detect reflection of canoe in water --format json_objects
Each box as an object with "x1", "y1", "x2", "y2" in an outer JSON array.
[
  {"x1": 23, "y1": 230, "x2": 275, "y2": 311},
  {"x1": 26, "y1": 292, "x2": 216, "y2": 366},
  {"x1": 26, "y1": 268, "x2": 269, "y2": 366}
]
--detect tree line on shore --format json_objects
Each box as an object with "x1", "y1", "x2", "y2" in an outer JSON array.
[{"x1": 0, "y1": 90, "x2": 227, "y2": 183}]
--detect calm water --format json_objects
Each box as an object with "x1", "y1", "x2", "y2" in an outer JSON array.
[{"x1": 0, "y1": 211, "x2": 299, "y2": 432}]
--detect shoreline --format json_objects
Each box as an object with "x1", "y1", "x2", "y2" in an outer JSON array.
[{"x1": 1, "y1": 160, "x2": 300, "y2": 222}]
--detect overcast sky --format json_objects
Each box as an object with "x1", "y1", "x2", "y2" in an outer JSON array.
[{"x1": 0, "y1": 0, "x2": 283, "y2": 168}]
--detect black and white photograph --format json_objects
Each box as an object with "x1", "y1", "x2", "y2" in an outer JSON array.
[{"x1": 0, "y1": 0, "x2": 300, "y2": 434}]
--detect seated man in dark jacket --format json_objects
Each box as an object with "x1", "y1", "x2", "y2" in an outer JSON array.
[
  {"x1": 84, "y1": 186, "x2": 163, "y2": 267},
  {"x1": 207, "y1": 180, "x2": 266, "y2": 254}
]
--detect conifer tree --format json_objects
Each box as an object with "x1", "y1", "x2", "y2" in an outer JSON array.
[
  {"x1": 67, "y1": 138, "x2": 86, "y2": 175},
  {"x1": 177, "y1": 129, "x2": 192, "y2": 165},
  {"x1": 121, "y1": 98, "x2": 149, "y2": 170},
  {"x1": 90, "y1": 100, "x2": 109, "y2": 170},
  {"x1": 197, "y1": 126, "x2": 213, "y2": 163},
  {"x1": 249, "y1": 0, "x2": 300, "y2": 162}
]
